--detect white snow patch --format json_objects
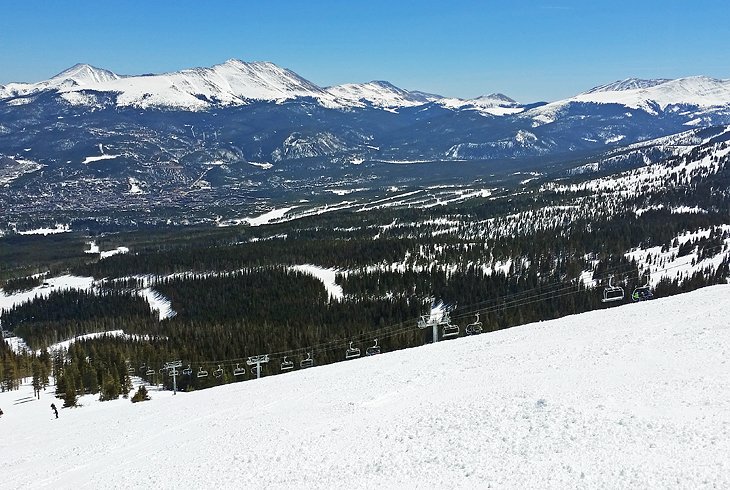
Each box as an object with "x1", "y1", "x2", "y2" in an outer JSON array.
[
  {"x1": 242, "y1": 206, "x2": 298, "y2": 226},
  {"x1": 0, "y1": 275, "x2": 94, "y2": 316},
  {"x1": 139, "y1": 288, "x2": 177, "y2": 320},
  {"x1": 17, "y1": 224, "x2": 71, "y2": 235},
  {"x1": 290, "y1": 265, "x2": 343, "y2": 301},
  {"x1": 82, "y1": 154, "x2": 119, "y2": 164}
]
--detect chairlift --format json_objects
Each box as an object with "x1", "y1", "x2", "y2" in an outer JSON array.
[
  {"x1": 145, "y1": 368, "x2": 155, "y2": 376},
  {"x1": 234, "y1": 363, "x2": 246, "y2": 376},
  {"x1": 280, "y1": 356, "x2": 294, "y2": 371},
  {"x1": 182, "y1": 365, "x2": 193, "y2": 376},
  {"x1": 300, "y1": 352, "x2": 314, "y2": 368},
  {"x1": 417, "y1": 315, "x2": 431, "y2": 330},
  {"x1": 127, "y1": 367, "x2": 135, "y2": 374},
  {"x1": 631, "y1": 274, "x2": 653, "y2": 302},
  {"x1": 602, "y1": 275, "x2": 624, "y2": 303},
  {"x1": 345, "y1": 341, "x2": 361, "y2": 360},
  {"x1": 366, "y1": 338, "x2": 381, "y2": 356},
  {"x1": 465, "y1": 313, "x2": 483, "y2": 336},
  {"x1": 197, "y1": 366, "x2": 208, "y2": 378},
  {"x1": 441, "y1": 320, "x2": 460, "y2": 339},
  {"x1": 213, "y1": 365, "x2": 223, "y2": 378}
]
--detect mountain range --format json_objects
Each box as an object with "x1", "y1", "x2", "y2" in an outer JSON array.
[{"x1": 1, "y1": 59, "x2": 730, "y2": 227}]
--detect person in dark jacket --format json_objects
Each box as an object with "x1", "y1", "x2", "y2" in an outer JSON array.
[{"x1": 50, "y1": 403, "x2": 58, "y2": 419}]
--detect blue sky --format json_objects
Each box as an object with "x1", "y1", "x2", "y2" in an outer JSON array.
[{"x1": 1, "y1": 0, "x2": 727, "y2": 102}]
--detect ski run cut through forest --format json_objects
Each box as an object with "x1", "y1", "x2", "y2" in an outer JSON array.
[{"x1": 1, "y1": 285, "x2": 729, "y2": 489}]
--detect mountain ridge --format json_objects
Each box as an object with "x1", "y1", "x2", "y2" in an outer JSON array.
[{"x1": 2, "y1": 60, "x2": 729, "y2": 116}]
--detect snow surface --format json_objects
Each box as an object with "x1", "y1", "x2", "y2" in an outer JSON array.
[
  {"x1": 530, "y1": 76, "x2": 730, "y2": 117},
  {"x1": 625, "y1": 226, "x2": 730, "y2": 287},
  {"x1": 0, "y1": 275, "x2": 94, "y2": 318},
  {"x1": 439, "y1": 93, "x2": 524, "y2": 116},
  {"x1": 85, "y1": 241, "x2": 129, "y2": 259},
  {"x1": 139, "y1": 288, "x2": 177, "y2": 320},
  {"x1": 82, "y1": 154, "x2": 119, "y2": 164},
  {"x1": 290, "y1": 264, "x2": 343, "y2": 301},
  {"x1": 240, "y1": 206, "x2": 298, "y2": 226},
  {"x1": 1, "y1": 285, "x2": 729, "y2": 488},
  {"x1": 326, "y1": 80, "x2": 433, "y2": 109},
  {"x1": 16, "y1": 224, "x2": 71, "y2": 235},
  {"x1": 0, "y1": 273, "x2": 174, "y2": 328}
]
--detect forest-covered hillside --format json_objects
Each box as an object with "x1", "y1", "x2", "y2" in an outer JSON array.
[{"x1": 2, "y1": 129, "x2": 729, "y2": 404}]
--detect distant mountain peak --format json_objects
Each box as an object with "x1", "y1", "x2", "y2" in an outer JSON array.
[
  {"x1": 472, "y1": 93, "x2": 518, "y2": 105},
  {"x1": 583, "y1": 78, "x2": 670, "y2": 94},
  {"x1": 325, "y1": 80, "x2": 433, "y2": 108},
  {"x1": 50, "y1": 63, "x2": 121, "y2": 85}
]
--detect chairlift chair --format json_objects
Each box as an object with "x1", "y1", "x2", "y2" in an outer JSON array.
[
  {"x1": 441, "y1": 320, "x2": 460, "y2": 339},
  {"x1": 168, "y1": 369, "x2": 179, "y2": 376},
  {"x1": 631, "y1": 275, "x2": 653, "y2": 302},
  {"x1": 213, "y1": 365, "x2": 224, "y2": 378},
  {"x1": 300, "y1": 352, "x2": 314, "y2": 369},
  {"x1": 465, "y1": 313, "x2": 483, "y2": 336},
  {"x1": 601, "y1": 275, "x2": 624, "y2": 303},
  {"x1": 197, "y1": 366, "x2": 208, "y2": 378},
  {"x1": 182, "y1": 365, "x2": 193, "y2": 376},
  {"x1": 127, "y1": 367, "x2": 135, "y2": 374},
  {"x1": 280, "y1": 356, "x2": 294, "y2": 371},
  {"x1": 366, "y1": 338, "x2": 381, "y2": 356},
  {"x1": 233, "y1": 363, "x2": 246, "y2": 376},
  {"x1": 145, "y1": 368, "x2": 155, "y2": 376},
  {"x1": 250, "y1": 365, "x2": 260, "y2": 377},
  {"x1": 345, "y1": 341, "x2": 361, "y2": 360}
]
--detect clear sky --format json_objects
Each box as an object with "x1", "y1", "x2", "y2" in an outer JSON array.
[{"x1": 1, "y1": 0, "x2": 727, "y2": 102}]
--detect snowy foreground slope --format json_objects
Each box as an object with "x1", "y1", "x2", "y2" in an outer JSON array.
[{"x1": 2, "y1": 286, "x2": 730, "y2": 489}]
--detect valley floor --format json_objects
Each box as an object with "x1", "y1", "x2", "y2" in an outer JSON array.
[{"x1": 1, "y1": 286, "x2": 729, "y2": 489}]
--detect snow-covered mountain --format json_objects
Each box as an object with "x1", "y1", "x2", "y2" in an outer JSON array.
[
  {"x1": 0, "y1": 63, "x2": 122, "y2": 99},
  {"x1": 3, "y1": 61, "x2": 730, "y2": 118},
  {"x1": 1, "y1": 285, "x2": 728, "y2": 488},
  {"x1": 528, "y1": 76, "x2": 730, "y2": 120},
  {"x1": 325, "y1": 80, "x2": 436, "y2": 109},
  {"x1": 1, "y1": 60, "x2": 342, "y2": 110},
  {"x1": 439, "y1": 92, "x2": 525, "y2": 115}
]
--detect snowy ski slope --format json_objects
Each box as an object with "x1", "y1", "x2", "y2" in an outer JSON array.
[{"x1": 1, "y1": 285, "x2": 729, "y2": 489}]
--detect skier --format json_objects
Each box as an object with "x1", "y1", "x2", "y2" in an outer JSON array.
[
  {"x1": 50, "y1": 403, "x2": 58, "y2": 419},
  {"x1": 0, "y1": 407, "x2": 4, "y2": 417}
]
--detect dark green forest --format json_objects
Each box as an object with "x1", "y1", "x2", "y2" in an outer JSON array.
[{"x1": 1, "y1": 136, "x2": 729, "y2": 405}]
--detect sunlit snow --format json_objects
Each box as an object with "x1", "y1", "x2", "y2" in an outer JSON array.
[{"x1": 1, "y1": 286, "x2": 728, "y2": 488}]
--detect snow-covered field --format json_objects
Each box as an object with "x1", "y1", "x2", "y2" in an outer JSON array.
[{"x1": 1, "y1": 285, "x2": 729, "y2": 489}]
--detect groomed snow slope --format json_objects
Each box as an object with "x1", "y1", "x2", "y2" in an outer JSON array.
[{"x1": 2, "y1": 286, "x2": 729, "y2": 489}]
